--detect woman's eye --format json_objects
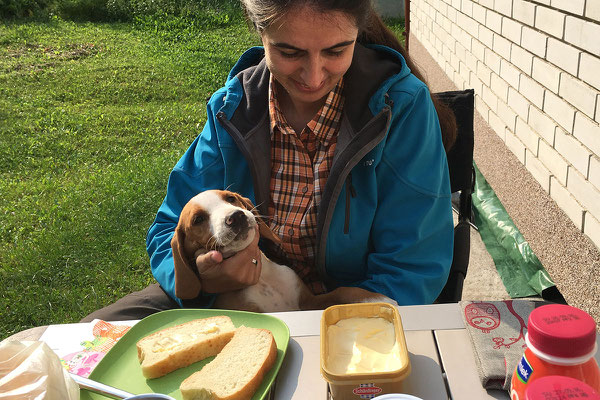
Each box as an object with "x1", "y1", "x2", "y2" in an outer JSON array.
[
  {"x1": 280, "y1": 50, "x2": 300, "y2": 58},
  {"x1": 326, "y1": 49, "x2": 344, "y2": 57}
]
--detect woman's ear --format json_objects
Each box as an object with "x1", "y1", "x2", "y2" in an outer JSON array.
[{"x1": 171, "y1": 224, "x2": 202, "y2": 299}]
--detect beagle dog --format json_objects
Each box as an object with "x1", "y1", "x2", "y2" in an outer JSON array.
[{"x1": 171, "y1": 189, "x2": 397, "y2": 312}]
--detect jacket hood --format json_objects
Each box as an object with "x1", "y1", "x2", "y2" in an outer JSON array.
[{"x1": 220, "y1": 43, "x2": 411, "y2": 134}]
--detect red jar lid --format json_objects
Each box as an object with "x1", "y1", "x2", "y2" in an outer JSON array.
[
  {"x1": 527, "y1": 304, "x2": 597, "y2": 358},
  {"x1": 525, "y1": 376, "x2": 600, "y2": 400}
]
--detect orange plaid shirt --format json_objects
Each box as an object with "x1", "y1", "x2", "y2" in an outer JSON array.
[{"x1": 268, "y1": 76, "x2": 345, "y2": 294}]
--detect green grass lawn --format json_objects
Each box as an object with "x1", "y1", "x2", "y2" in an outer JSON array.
[{"x1": 0, "y1": 14, "x2": 404, "y2": 339}]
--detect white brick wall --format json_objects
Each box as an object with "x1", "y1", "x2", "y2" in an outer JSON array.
[
  {"x1": 559, "y1": 74, "x2": 597, "y2": 119},
  {"x1": 564, "y1": 16, "x2": 600, "y2": 55},
  {"x1": 526, "y1": 149, "x2": 551, "y2": 192},
  {"x1": 500, "y1": 59, "x2": 521, "y2": 89},
  {"x1": 568, "y1": 169, "x2": 600, "y2": 218},
  {"x1": 584, "y1": 212, "x2": 600, "y2": 250},
  {"x1": 508, "y1": 86, "x2": 531, "y2": 121},
  {"x1": 528, "y1": 106, "x2": 556, "y2": 144},
  {"x1": 551, "y1": 0, "x2": 585, "y2": 16},
  {"x1": 543, "y1": 91, "x2": 576, "y2": 133},
  {"x1": 494, "y1": 0, "x2": 512, "y2": 17},
  {"x1": 510, "y1": 43, "x2": 533, "y2": 74},
  {"x1": 574, "y1": 113, "x2": 600, "y2": 156},
  {"x1": 580, "y1": 53, "x2": 600, "y2": 91},
  {"x1": 521, "y1": 26, "x2": 547, "y2": 58},
  {"x1": 411, "y1": 0, "x2": 600, "y2": 249},
  {"x1": 515, "y1": 117, "x2": 539, "y2": 155},
  {"x1": 550, "y1": 177, "x2": 584, "y2": 229},
  {"x1": 587, "y1": 1, "x2": 600, "y2": 20},
  {"x1": 513, "y1": 0, "x2": 535, "y2": 26},
  {"x1": 532, "y1": 58, "x2": 560, "y2": 93},
  {"x1": 554, "y1": 128, "x2": 590, "y2": 176},
  {"x1": 519, "y1": 74, "x2": 544, "y2": 109},
  {"x1": 497, "y1": 99, "x2": 518, "y2": 131},
  {"x1": 546, "y1": 38, "x2": 579, "y2": 76},
  {"x1": 535, "y1": 6, "x2": 565, "y2": 39},
  {"x1": 505, "y1": 129, "x2": 527, "y2": 163},
  {"x1": 501, "y1": 17, "x2": 522, "y2": 45},
  {"x1": 589, "y1": 156, "x2": 600, "y2": 191},
  {"x1": 539, "y1": 140, "x2": 568, "y2": 185}
]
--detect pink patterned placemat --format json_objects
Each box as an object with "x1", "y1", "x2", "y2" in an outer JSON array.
[{"x1": 40, "y1": 319, "x2": 136, "y2": 377}]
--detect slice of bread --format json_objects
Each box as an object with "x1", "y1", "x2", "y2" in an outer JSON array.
[
  {"x1": 136, "y1": 316, "x2": 236, "y2": 379},
  {"x1": 180, "y1": 326, "x2": 277, "y2": 400}
]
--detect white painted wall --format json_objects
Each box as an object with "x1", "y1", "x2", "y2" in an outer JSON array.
[{"x1": 411, "y1": 0, "x2": 600, "y2": 249}]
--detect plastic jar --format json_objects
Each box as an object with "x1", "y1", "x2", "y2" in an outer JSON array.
[
  {"x1": 510, "y1": 304, "x2": 600, "y2": 400},
  {"x1": 524, "y1": 375, "x2": 600, "y2": 400}
]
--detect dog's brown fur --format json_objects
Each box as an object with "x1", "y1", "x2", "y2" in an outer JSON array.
[{"x1": 171, "y1": 190, "x2": 396, "y2": 311}]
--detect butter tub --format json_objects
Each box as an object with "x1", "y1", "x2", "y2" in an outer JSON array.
[{"x1": 320, "y1": 303, "x2": 411, "y2": 400}]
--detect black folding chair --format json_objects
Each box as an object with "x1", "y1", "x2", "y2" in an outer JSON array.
[{"x1": 434, "y1": 89, "x2": 475, "y2": 303}]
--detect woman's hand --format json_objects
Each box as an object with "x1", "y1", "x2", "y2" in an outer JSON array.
[{"x1": 195, "y1": 227, "x2": 262, "y2": 293}]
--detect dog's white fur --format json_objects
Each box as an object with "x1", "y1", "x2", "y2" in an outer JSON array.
[
  {"x1": 171, "y1": 190, "x2": 397, "y2": 312},
  {"x1": 190, "y1": 190, "x2": 257, "y2": 258}
]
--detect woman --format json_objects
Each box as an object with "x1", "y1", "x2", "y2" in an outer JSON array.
[{"x1": 82, "y1": 0, "x2": 455, "y2": 321}]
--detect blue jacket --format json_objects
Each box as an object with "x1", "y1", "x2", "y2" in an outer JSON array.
[{"x1": 146, "y1": 44, "x2": 454, "y2": 307}]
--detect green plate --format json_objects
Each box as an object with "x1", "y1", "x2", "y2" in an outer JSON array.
[{"x1": 84, "y1": 309, "x2": 290, "y2": 400}]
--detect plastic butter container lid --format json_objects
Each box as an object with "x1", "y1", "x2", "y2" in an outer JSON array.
[
  {"x1": 320, "y1": 302, "x2": 411, "y2": 388},
  {"x1": 372, "y1": 394, "x2": 424, "y2": 400}
]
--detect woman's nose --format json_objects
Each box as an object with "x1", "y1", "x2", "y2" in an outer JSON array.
[{"x1": 300, "y1": 55, "x2": 325, "y2": 89}]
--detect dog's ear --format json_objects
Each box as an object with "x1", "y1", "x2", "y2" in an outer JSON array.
[
  {"x1": 257, "y1": 218, "x2": 281, "y2": 244},
  {"x1": 235, "y1": 193, "x2": 281, "y2": 244},
  {"x1": 171, "y1": 221, "x2": 202, "y2": 299},
  {"x1": 235, "y1": 193, "x2": 257, "y2": 214}
]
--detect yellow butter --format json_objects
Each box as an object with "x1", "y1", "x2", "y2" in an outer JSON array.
[
  {"x1": 151, "y1": 323, "x2": 220, "y2": 353},
  {"x1": 326, "y1": 317, "x2": 402, "y2": 374}
]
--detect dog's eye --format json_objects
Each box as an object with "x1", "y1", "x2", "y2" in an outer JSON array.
[
  {"x1": 193, "y1": 215, "x2": 206, "y2": 225},
  {"x1": 225, "y1": 195, "x2": 236, "y2": 203}
]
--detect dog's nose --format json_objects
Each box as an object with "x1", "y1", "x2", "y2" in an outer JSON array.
[{"x1": 225, "y1": 210, "x2": 248, "y2": 232}]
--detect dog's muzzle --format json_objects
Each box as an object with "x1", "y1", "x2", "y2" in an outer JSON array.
[{"x1": 225, "y1": 210, "x2": 249, "y2": 234}]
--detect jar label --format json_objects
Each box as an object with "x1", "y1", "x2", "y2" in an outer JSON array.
[
  {"x1": 352, "y1": 384, "x2": 382, "y2": 396},
  {"x1": 516, "y1": 354, "x2": 533, "y2": 384}
]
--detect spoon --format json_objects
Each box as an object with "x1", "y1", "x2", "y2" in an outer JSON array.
[{"x1": 70, "y1": 373, "x2": 176, "y2": 400}]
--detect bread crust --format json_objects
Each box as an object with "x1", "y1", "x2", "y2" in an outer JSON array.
[
  {"x1": 136, "y1": 316, "x2": 236, "y2": 379},
  {"x1": 180, "y1": 327, "x2": 277, "y2": 400},
  {"x1": 225, "y1": 331, "x2": 277, "y2": 400}
]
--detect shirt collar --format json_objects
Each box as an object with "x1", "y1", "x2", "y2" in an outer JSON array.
[{"x1": 268, "y1": 75, "x2": 345, "y2": 147}]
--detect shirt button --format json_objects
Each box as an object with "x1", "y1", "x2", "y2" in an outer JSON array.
[
  {"x1": 288, "y1": 228, "x2": 294, "y2": 236},
  {"x1": 302, "y1": 186, "x2": 308, "y2": 194}
]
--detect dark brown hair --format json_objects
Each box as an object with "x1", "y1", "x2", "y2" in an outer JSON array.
[{"x1": 241, "y1": 0, "x2": 457, "y2": 150}]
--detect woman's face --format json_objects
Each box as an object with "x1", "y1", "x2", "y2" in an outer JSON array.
[{"x1": 261, "y1": 6, "x2": 358, "y2": 111}]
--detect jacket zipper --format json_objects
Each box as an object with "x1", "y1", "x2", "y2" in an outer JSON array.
[
  {"x1": 341, "y1": 96, "x2": 390, "y2": 235},
  {"x1": 344, "y1": 172, "x2": 357, "y2": 234},
  {"x1": 316, "y1": 105, "x2": 392, "y2": 282},
  {"x1": 215, "y1": 111, "x2": 264, "y2": 209}
]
